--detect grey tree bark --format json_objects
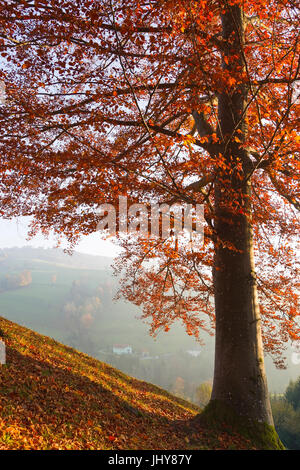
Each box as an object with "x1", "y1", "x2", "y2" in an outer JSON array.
[{"x1": 210, "y1": 5, "x2": 274, "y2": 425}]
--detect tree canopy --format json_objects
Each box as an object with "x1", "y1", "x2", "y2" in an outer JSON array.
[{"x1": 0, "y1": 0, "x2": 299, "y2": 368}]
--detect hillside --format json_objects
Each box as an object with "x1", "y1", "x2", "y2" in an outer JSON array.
[
  {"x1": 0, "y1": 247, "x2": 298, "y2": 398},
  {"x1": 0, "y1": 247, "x2": 216, "y2": 400},
  {"x1": 0, "y1": 247, "x2": 213, "y2": 355},
  {"x1": 0, "y1": 316, "x2": 264, "y2": 450}
]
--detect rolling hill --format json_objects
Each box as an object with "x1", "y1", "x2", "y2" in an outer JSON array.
[
  {"x1": 0, "y1": 247, "x2": 298, "y2": 398},
  {"x1": 0, "y1": 316, "x2": 271, "y2": 450},
  {"x1": 0, "y1": 247, "x2": 216, "y2": 400},
  {"x1": 0, "y1": 247, "x2": 211, "y2": 355}
]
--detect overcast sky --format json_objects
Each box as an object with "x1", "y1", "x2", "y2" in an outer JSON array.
[{"x1": 0, "y1": 217, "x2": 119, "y2": 257}]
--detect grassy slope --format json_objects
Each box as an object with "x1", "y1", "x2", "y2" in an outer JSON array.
[{"x1": 0, "y1": 316, "x2": 263, "y2": 450}]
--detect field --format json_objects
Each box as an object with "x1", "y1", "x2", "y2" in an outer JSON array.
[{"x1": 0, "y1": 249, "x2": 209, "y2": 355}]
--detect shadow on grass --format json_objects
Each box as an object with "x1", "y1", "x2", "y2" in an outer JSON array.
[{"x1": 0, "y1": 345, "x2": 200, "y2": 449}]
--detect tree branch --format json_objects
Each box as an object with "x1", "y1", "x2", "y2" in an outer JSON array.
[
  {"x1": 192, "y1": 110, "x2": 215, "y2": 139},
  {"x1": 267, "y1": 170, "x2": 300, "y2": 211}
]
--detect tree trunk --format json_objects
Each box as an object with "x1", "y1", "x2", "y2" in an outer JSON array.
[
  {"x1": 212, "y1": 187, "x2": 273, "y2": 425},
  {"x1": 210, "y1": 5, "x2": 273, "y2": 425}
]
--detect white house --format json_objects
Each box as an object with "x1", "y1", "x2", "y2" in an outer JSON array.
[
  {"x1": 186, "y1": 349, "x2": 202, "y2": 357},
  {"x1": 113, "y1": 344, "x2": 133, "y2": 355}
]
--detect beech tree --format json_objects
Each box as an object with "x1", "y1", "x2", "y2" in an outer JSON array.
[{"x1": 0, "y1": 0, "x2": 299, "y2": 432}]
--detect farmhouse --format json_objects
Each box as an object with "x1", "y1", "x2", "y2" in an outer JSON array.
[
  {"x1": 112, "y1": 344, "x2": 133, "y2": 355},
  {"x1": 186, "y1": 349, "x2": 202, "y2": 357}
]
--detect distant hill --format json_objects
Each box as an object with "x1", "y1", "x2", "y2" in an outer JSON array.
[
  {"x1": 0, "y1": 317, "x2": 269, "y2": 450},
  {"x1": 0, "y1": 246, "x2": 215, "y2": 398},
  {"x1": 0, "y1": 246, "x2": 113, "y2": 270},
  {"x1": 0, "y1": 246, "x2": 298, "y2": 397}
]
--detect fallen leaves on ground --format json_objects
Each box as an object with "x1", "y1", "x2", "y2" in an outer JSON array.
[{"x1": 0, "y1": 316, "x2": 257, "y2": 450}]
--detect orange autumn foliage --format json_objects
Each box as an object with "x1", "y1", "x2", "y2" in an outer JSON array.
[{"x1": 0, "y1": 0, "x2": 299, "y2": 369}]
